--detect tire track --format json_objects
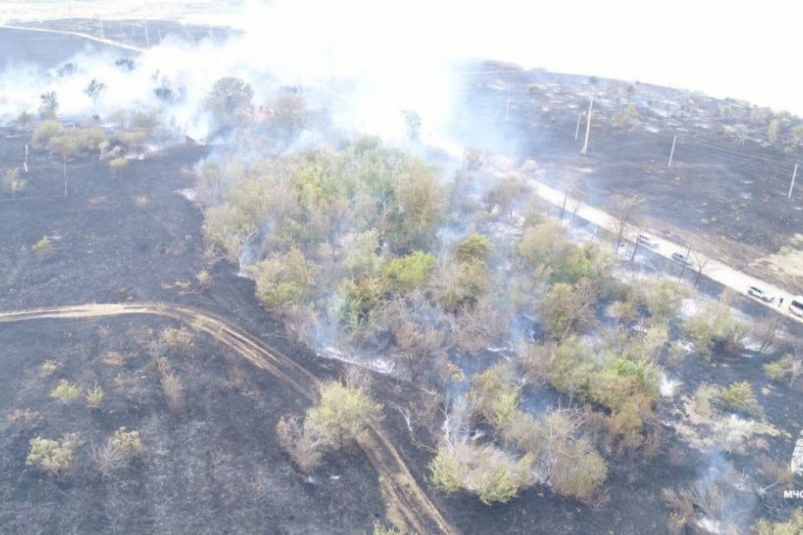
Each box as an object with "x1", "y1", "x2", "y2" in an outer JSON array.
[{"x1": 0, "y1": 302, "x2": 455, "y2": 535}]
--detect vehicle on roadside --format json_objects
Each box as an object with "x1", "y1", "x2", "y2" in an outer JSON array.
[
  {"x1": 671, "y1": 252, "x2": 695, "y2": 266},
  {"x1": 747, "y1": 286, "x2": 774, "y2": 302},
  {"x1": 790, "y1": 296, "x2": 803, "y2": 317},
  {"x1": 637, "y1": 233, "x2": 659, "y2": 248}
]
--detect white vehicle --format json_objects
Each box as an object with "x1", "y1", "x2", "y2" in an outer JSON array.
[
  {"x1": 637, "y1": 233, "x2": 659, "y2": 248},
  {"x1": 747, "y1": 286, "x2": 774, "y2": 302},
  {"x1": 790, "y1": 297, "x2": 803, "y2": 317}
]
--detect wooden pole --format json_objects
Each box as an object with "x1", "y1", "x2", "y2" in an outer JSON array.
[
  {"x1": 574, "y1": 112, "x2": 582, "y2": 141},
  {"x1": 789, "y1": 163, "x2": 798, "y2": 199},
  {"x1": 560, "y1": 191, "x2": 568, "y2": 220}
]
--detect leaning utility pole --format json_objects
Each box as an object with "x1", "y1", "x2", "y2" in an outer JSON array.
[
  {"x1": 789, "y1": 163, "x2": 798, "y2": 199},
  {"x1": 580, "y1": 94, "x2": 594, "y2": 155},
  {"x1": 668, "y1": 135, "x2": 677, "y2": 168},
  {"x1": 574, "y1": 112, "x2": 582, "y2": 141}
]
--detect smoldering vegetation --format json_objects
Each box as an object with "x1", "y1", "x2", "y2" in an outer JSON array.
[{"x1": 2, "y1": 4, "x2": 803, "y2": 533}]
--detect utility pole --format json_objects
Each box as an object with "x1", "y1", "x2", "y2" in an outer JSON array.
[
  {"x1": 23, "y1": 144, "x2": 29, "y2": 173},
  {"x1": 574, "y1": 112, "x2": 582, "y2": 141},
  {"x1": 505, "y1": 93, "x2": 510, "y2": 122},
  {"x1": 580, "y1": 94, "x2": 594, "y2": 155},
  {"x1": 144, "y1": 25, "x2": 150, "y2": 46},
  {"x1": 668, "y1": 135, "x2": 677, "y2": 168},
  {"x1": 679, "y1": 242, "x2": 693, "y2": 280},
  {"x1": 789, "y1": 163, "x2": 798, "y2": 199},
  {"x1": 630, "y1": 229, "x2": 640, "y2": 262},
  {"x1": 560, "y1": 191, "x2": 568, "y2": 220}
]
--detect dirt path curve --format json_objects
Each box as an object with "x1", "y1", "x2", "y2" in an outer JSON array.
[
  {"x1": 0, "y1": 302, "x2": 456, "y2": 535},
  {"x1": 0, "y1": 24, "x2": 144, "y2": 53},
  {"x1": 528, "y1": 178, "x2": 803, "y2": 323}
]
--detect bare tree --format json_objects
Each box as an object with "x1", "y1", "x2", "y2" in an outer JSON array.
[
  {"x1": 568, "y1": 188, "x2": 587, "y2": 224},
  {"x1": 754, "y1": 314, "x2": 783, "y2": 353},
  {"x1": 610, "y1": 195, "x2": 641, "y2": 252},
  {"x1": 692, "y1": 253, "x2": 710, "y2": 288}
]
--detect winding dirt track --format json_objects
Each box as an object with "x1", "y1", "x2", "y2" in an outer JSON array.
[{"x1": 0, "y1": 302, "x2": 455, "y2": 535}]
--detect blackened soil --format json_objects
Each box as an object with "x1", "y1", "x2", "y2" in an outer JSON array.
[{"x1": 0, "y1": 316, "x2": 384, "y2": 535}]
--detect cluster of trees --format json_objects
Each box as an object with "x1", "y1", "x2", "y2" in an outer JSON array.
[{"x1": 430, "y1": 364, "x2": 608, "y2": 504}]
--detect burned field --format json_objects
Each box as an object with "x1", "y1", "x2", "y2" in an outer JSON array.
[
  {"x1": 1, "y1": 23, "x2": 803, "y2": 535},
  {"x1": 453, "y1": 66, "x2": 803, "y2": 291}
]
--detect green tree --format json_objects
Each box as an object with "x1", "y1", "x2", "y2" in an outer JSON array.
[
  {"x1": 207, "y1": 77, "x2": 254, "y2": 123},
  {"x1": 456, "y1": 234, "x2": 493, "y2": 263},
  {"x1": 254, "y1": 248, "x2": 316, "y2": 309}
]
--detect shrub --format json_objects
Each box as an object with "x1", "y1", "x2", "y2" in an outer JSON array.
[
  {"x1": 31, "y1": 120, "x2": 64, "y2": 146},
  {"x1": 693, "y1": 383, "x2": 719, "y2": 418},
  {"x1": 428, "y1": 444, "x2": 534, "y2": 505},
  {"x1": 50, "y1": 379, "x2": 81, "y2": 404},
  {"x1": 276, "y1": 415, "x2": 325, "y2": 473},
  {"x1": 550, "y1": 438, "x2": 609, "y2": 502},
  {"x1": 455, "y1": 234, "x2": 493, "y2": 263},
  {"x1": 195, "y1": 268, "x2": 212, "y2": 288},
  {"x1": 160, "y1": 371, "x2": 185, "y2": 411},
  {"x1": 85, "y1": 383, "x2": 104, "y2": 408},
  {"x1": 373, "y1": 523, "x2": 409, "y2": 535},
  {"x1": 6, "y1": 409, "x2": 43, "y2": 432},
  {"x1": 94, "y1": 427, "x2": 144, "y2": 476},
  {"x1": 720, "y1": 381, "x2": 760, "y2": 416},
  {"x1": 159, "y1": 327, "x2": 193, "y2": 352},
  {"x1": 431, "y1": 259, "x2": 491, "y2": 312},
  {"x1": 109, "y1": 157, "x2": 129, "y2": 176},
  {"x1": 26, "y1": 436, "x2": 75, "y2": 475},
  {"x1": 307, "y1": 382, "x2": 382, "y2": 448},
  {"x1": 638, "y1": 278, "x2": 692, "y2": 324},
  {"x1": 134, "y1": 195, "x2": 150, "y2": 208},
  {"x1": 32, "y1": 236, "x2": 52, "y2": 252},
  {"x1": 764, "y1": 354, "x2": 801, "y2": 385},
  {"x1": 714, "y1": 414, "x2": 757, "y2": 453},
  {"x1": 537, "y1": 280, "x2": 597, "y2": 340},
  {"x1": 40, "y1": 360, "x2": 58, "y2": 375},
  {"x1": 111, "y1": 427, "x2": 144, "y2": 459},
  {"x1": 468, "y1": 364, "x2": 521, "y2": 430},
  {"x1": 683, "y1": 302, "x2": 746, "y2": 357},
  {"x1": 753, "y1": 509, "x2": 803, "y2": 535}
]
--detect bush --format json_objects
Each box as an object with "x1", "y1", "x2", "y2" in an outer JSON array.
[
  {"x1": 720, "y1": 381, "x2": 760, "y2": 416},
  {"x1": 160, "y1": 370, "x2": 185, "y2": 412},
  {"x1": 468, "y1": 364, "x2": 521, "y2": 430},
  {"x1": 159, "y1": 327, "x2": 193, "y2": 352},
  {"x1": 50, "y1": 379, "x2": 81, "y2": 404},
  {"x1": 40, "y1": 360, "x2": 58, "y2": 375},
  {"x1": 307, "y1": 382, "x2": 382, "y2": 448},
  {"x1": 550, "y1": 438, "x2": 609, "y2": 502},
  {"x1": 94, "y1": 427, "x2": 144, "y2": 476},
  {"x1": 276, "y1": 415, "x2": 325, "y2": 473},
  {"x1": 428, "y1": 444, "x2": 534, "y2": 505},
  {"x1": 85, "y1": 383, "x2": 104, "y2": 408},
  {"x1": 32, "y1": 236, "x2": 52, "y2": 252},
  {"x1": 31, "y1": 120, "x2": 64, "y2": 146},
  {"x1": 763, "y1": 354, "x2": 801, "y2": 385},
  {"x1": 6, "y1": 409, "x2": 43, "y2": 432},
  {"x1": 26, "y1": 436, "x2": 75, "y2": 475},
  {"x1": 753, "y1": 509, "x2": 803, "y2": 535},
  {"x1": 254, "y1": 248, "x2": 316, "y2": 309},
  {"x1": 537, "y1": 280, "x2": 597, "y2": 340},
  {"x1": 683, "y1": 302, "x2": 746, "y2": 357},
  {"x1": 108, "y1": 157, "x2": 129, "y2": 175},
  {"x1": 638, "y1": 278, "x2": 692, "y2": 324},
  {"x1": 431, "y1": 259, "x2": 491, "y2": 312}
]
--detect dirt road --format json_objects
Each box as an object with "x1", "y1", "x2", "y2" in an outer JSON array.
[
  {"x1": 0, "y1": 302, "x2": 456, "y2": 535},
  {"x1": 529, "y1": 178, "x2": 802, "y2": 322}
]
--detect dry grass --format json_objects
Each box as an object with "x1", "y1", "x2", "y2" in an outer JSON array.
[
  {"x1": 160, "y1": 370, "x2": 185, "y2": 411},
  {"x1": 50, "y1": 379, "x2": 82, "y2": 404},
  {"x1": 6, "y1": 409, "x2": 43, "y2": 432},
  {"x1": 85, "y1": 383, "x2": 105, "y2": 408},
  {"x1": 40, "y1": 360, "x2": 58, "y2": 376}
]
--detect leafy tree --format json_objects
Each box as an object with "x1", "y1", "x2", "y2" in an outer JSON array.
[
  {"x1": 3, "y1": 168, "x2": 25, "y2": 200},
  {"x1": 39, "y1": 91, "x2": 59, "y2": 119},
  {"x1": 84, "y1": 79, "x2": 106, "y2": 104},
  {"x1": 383, "y1": 251, "x2": 436, "y2": 294},
  {"x1": 456, "y1": 234, "x2": 493, "y2": 264},
  {"x1": 683, "y1": 302, "x2": 746, "y2": 357},
  {"x1": 271, "y1": 93, "x2": 308, "y2": 140},
  {"x1": 402, "y1": 110, "x2": 422, "y2": 140},
  {"x1": 537, "y1": 279, "x2": 597, "y2": 340},
  {"x1": 207, "y1": 77, "x2": 254, "y2": 123},
  {"x1": 254, "y1": 248, "x2": 316, "y2": 309}
]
